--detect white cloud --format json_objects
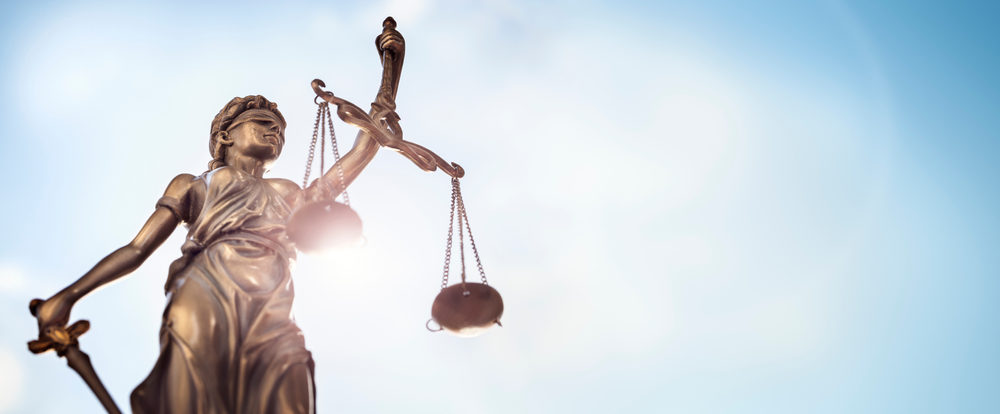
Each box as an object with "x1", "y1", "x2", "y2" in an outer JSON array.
[
  {"x1": 0, "y1": 263, "x2": 26, "y2": 295},
  {"x1": 0, "y1": 347, "x2": 24, "y2": 411}
]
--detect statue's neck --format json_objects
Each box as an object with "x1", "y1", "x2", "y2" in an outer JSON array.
[{"x1": 224, "y1": 154, "x2": 267, "y2": 178}]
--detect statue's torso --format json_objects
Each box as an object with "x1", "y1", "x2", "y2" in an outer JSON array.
[{"x1": 133, "y1": 166, "x2": 315, "y2": 413}]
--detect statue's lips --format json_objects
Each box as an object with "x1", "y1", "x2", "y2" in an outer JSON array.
[{"x1": 263, "y1": 134, "x2": 280, "y2": 146}]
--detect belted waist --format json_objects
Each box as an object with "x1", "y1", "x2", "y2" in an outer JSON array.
[
  {"x1": 166, "y1": 231, "x2": 295, "y2": 293},
  {"x1": 181, "y1": 231, "x2": 294, "y2": 260}
]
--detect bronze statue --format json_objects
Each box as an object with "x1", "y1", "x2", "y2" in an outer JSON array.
[
  {"x1": 30, "y1": 18, "x2": 389, "y2": 414},
  {"x1": 33, "y1": 98, "x2": 347, "y2": 413},
  {"x1": 28, "y1": 17, "x2": 499, "y2": 414}
]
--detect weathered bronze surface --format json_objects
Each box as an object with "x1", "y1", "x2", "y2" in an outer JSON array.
[{"x1": 28, "y1": 17, "x2": 466, "y2": 414}]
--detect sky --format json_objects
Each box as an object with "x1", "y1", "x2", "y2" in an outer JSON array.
[{"x1": 0, "y1": 0, "x2": 998, "y2": 413}]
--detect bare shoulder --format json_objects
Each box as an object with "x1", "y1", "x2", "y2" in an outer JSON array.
[
  {"x1": 156, "y1": 173, "x2": 200, "y2": 223},
  {"x1": 164, "y1": 173, "x2": 197, "y2": 197}
]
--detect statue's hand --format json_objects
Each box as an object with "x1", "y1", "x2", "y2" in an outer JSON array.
[
  {"x1": 31, "y1": 294, "x2": 73, "y2": 340},
  {"x1": 377, "y1": 17, "x2": 404, "y2": 57},
  {"x1": 29, "y1": 294, "x2": 91, "y2": 356}
]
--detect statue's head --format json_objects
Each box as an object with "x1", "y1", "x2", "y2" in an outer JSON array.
[{"x1": 208, "y1": 95, "x2": 287, "y2": 170}]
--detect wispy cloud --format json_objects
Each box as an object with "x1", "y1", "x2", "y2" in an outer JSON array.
[
  {"x1": 0, "y1": 263, "x2": 26, "y2": 295},
  {"x1": 0, "y1": 346, "x2": 24, "y2": 412}
]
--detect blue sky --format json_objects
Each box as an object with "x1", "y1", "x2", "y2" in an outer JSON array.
[{"x1": 0, "y1": 1, "x2": 997, "y2": 413}]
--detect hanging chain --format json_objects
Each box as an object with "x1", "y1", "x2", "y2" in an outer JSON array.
[
  {"x1": 440, "y1": 178, "x2": 458, "y2": 289},
  {"x1": 457, "y1": 183, "x2": 467, "y2": 285},
  {"x1": 325, "y1": 103, "x2": 350, "y2": 206},
  {"x1": 302, "y1": 102, "x2": 350, "y2": 207},
  {"x1": 455, "y1": 179, "x2": 488, "y2": 285},
  {"x1": 319, "y1": 104, "x2": 326, "y2": 176},
  {"x1": 301, "y1": 103, "x2": 325, "y2": 188},
  {"x1": 439, "y1": 177, "x2": 488, "y2": 289}
]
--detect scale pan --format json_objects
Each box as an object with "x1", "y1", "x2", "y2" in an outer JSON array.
[
  {"x1": 287, "y1": 200, "x2": 362, "y2": 252},
  {"x1": 431, "y1": 283, "x2": 504, "y2": 337}
]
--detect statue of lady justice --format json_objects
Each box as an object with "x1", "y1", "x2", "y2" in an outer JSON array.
[
  {"x1": 29, "y1": 18, "x2": 497, "y2": 413},
  {"x1": 28, "y1": 17, "x2": 459, "y2": 414},
  {"x1": 32, "y1": 98, "x2": 357, "y2": 412}
]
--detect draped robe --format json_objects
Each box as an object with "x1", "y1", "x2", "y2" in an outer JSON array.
[{"x1": 131, "y1": 166, "x2": 314, "y2": 414}]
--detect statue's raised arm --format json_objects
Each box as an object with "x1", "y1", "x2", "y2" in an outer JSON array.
[
  {"x1": 304, "y1": 17, "x2": 405, "y2": 203},
  {"x1": 307, "y1": 17, "x2": 463, "y2": 205}
]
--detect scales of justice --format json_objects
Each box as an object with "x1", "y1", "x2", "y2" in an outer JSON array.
[{"x1": 27, "y1": 17, "x2": 502, "y2": 414}]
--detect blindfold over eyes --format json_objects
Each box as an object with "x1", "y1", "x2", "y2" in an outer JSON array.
[{"x1": 228, "y1": 109, "x2": 284, "y2": 131}]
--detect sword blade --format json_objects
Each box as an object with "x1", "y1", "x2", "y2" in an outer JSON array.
[{"x1": 63, "y1": 345, "x2": 122, "y2": 414}]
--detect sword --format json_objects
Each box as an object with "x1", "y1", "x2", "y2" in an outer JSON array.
[{"x1": 28, "y1": 299, "x2": 122, "y2": 414}]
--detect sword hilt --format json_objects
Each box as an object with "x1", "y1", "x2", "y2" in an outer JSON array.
[
  {"x1": 28, "y1": 299, "x2": 121, "y2": 414},
  {"x1": 28, "y1": 298, "x2": 90, "y2": 357}
]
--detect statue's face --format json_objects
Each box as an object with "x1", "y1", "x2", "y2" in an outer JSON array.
[{"x1": 227, "y1": 116, "x2": 284, "y2": 164}]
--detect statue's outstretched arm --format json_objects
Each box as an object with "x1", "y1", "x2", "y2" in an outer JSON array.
[{"x1": 33, "y1": 173, "x2": 195, "y2": 334}]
